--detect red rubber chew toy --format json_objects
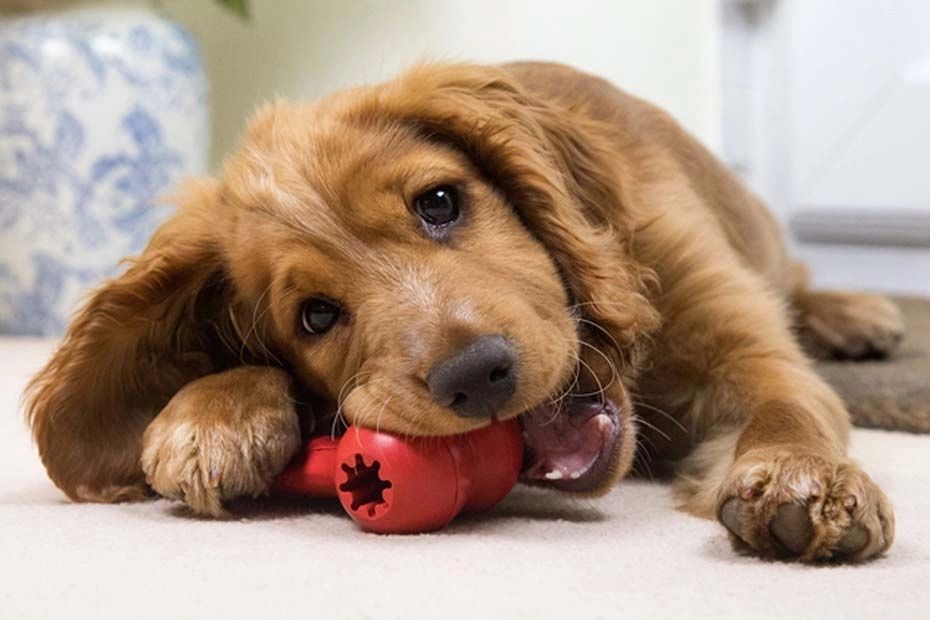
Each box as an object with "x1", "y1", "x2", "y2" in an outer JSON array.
[{"x1": 272, "y1": 419, "x2": 523, "y2": 534}]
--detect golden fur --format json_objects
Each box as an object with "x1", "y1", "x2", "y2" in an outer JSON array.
[{"x1": 27, "y1": 61, "x2": 901, "y2": 561}]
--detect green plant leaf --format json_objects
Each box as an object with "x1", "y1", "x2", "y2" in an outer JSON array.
[{"x1": 215, "y1": 0, "x2": 249, "y2": 19}]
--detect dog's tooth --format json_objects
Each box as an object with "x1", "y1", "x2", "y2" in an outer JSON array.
[
  {"x1": 544, "y1": 470, "x2": 564, "y2": 480},
  {"x1": 595, "y1": 414, "x2": 613, "y2": 432},
  {"x1": 570, "y1": 470, "x2": 583, "y2": 479}
]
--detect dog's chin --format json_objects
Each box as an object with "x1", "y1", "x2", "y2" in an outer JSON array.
[{"x1": 517, "y1": 395, "x2": 631, "y2": 494}]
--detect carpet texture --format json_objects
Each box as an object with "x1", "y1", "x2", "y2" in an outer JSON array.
[
  {"x1": 816, "y1": 296, "x2": 930, "y2": 432},
  {"x1": 2, "y1": 339, "x2": 929, "y2": 620}
]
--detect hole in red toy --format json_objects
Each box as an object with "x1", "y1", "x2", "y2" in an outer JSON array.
[{"x1": 339, "y1": 454, "x2": 393, "y2": 517}]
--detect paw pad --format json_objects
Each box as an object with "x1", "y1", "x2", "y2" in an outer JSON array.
[
  {"x1": 769, "y1": 503, "x2": 813, "y2": 554},
  {"x1": 836, "y1": 524, "x2": 869, "y2": 554}
]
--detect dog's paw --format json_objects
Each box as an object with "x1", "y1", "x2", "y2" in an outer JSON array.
[
  {"x1": 796, "y1": 291, "x2": 903, "y2": 360},
  {"x1": 716, "y1": 450, "x2": 894, "y2": 562},
  {"x1": 140, "y1": 368, "x2": 302, "y2": 517}
]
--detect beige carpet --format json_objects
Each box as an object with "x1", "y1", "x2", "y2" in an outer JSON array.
[{"x1": 2, "y1": 339, "x2": 929, "y2": 620}]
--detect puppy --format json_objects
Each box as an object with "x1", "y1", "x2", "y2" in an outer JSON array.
[{"x1": 27, "y1": 61, "x2": 901, "y2": 561}]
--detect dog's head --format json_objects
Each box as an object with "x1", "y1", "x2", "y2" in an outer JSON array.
[{"x1": 153, "y1": 64, "x2": 659, "y2": 494}]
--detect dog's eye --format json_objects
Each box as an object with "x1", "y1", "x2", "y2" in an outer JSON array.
[
  {"x1": 413, "y1": 185, "x2": 459, "y2": 226},
  {"x1": 299, "y1": 297, "x2": 341, "y2": 335}
]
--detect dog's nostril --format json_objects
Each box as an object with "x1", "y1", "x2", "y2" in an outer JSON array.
[
  {"x1": 451, "y1": 393, "x2": 468, "y2": 407},
  {"x1": 489, "y1": 366, "x2": 510, "y2": 383}
]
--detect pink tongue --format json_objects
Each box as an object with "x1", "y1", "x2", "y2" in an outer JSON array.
[{"x1": 521, "y1": 404, "x2": 614, "y2": 482}]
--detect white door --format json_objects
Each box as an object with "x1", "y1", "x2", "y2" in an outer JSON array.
[
  {"x1": 722, "y1": 0, "x2": 930, "y2": 293},
  {"x1": 790, "y1": 0, "x2": 930, "y2": 216}
]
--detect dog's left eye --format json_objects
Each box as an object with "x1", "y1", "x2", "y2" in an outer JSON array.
[
  {"x1": 299, "y1": 297, "x2": 341, "y2": 335},
  {"x1": 413, "y1": 185, "x2": 459, "y2": 226}
]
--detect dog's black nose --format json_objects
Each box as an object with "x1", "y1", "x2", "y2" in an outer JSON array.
[{"x1": 427, "y1": 335, "x2": 517, "y2": 418}]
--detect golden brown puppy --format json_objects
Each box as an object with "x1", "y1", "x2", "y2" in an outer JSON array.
[{"x1": 27, "y1": 62, "x2": 902, "y2": 562}]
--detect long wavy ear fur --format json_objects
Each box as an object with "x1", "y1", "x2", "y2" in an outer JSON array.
[
  {"x1": 25, "y1": 180, "x2": 242, "y2": 502},
  {"x1": 369, "y1": 63, "x2": 660, "y2": 362}
]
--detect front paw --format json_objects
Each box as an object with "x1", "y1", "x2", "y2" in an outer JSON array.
[
  {"x1": 716, "y1": 450, "x2": 894, "y2": 562},
  {"x1": 140, "y1": 368, "x2": 302, "y2": 517}
]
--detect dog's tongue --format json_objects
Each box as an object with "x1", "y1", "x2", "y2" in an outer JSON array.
[{"x1": 519, "y1": 398, "x2": 622, "y2": 492}]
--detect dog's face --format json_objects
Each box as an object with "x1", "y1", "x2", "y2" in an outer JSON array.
[
  {"x1": 226, "y1": 116, "x2": 577, "y2": 433},
  {"x1": 208, "y1": 65, "x2": 658, "y2": 494}
]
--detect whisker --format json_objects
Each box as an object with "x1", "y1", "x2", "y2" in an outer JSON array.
[
  {"x1": 545, "y1": 350, "x2": 582, "y2": 408},
  {"x1": 333, "y1": 370, "x2": 373, "y2": 439},
  {"x1": 631, "y1": 399, "x2": 688, "y2": 434},
  {"x1": 239, "y1": 281, "x2": 275, "y2": 364},
  {"x1": 577, "y1": 339, "x2": 619, "y2": 394},
  {"x1": 572, "y1": 354, "x2": 606, "y2": 402},
  {"x1": 549, "y1": 329, "x2": 623, "y2": 407},
  {"x1": 567, "y1": 299, "x2": 645, "y2": 312},
  {"x1": 576, "y1": 317, "x2": 628, "y2": 368},
  {"x1": 374, "y1": 395, "x2": 393, "y2": 436},
  {"x1": 538, "y1": 398, "x2": 564, "y2": 427},
  {"x1": 338, "y1": 374, "x2": 386, "y2": 429},
  {"x1": 631, "y1": 412, "x2": 671, "y2": 442},
  {"x1": 632, "y1": 441, "x2": 655, "y2": 481}
]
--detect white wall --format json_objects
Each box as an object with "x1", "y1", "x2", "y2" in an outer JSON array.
[
  {"x1": 162, "y1": 0, "x2": 721, "y2": 169},
  {"x1": 719, "y1": 0, "x2": 930, "y2": 296},
  {"x1": 789, "y1": 0, "x2": 930, "y2": 213}
]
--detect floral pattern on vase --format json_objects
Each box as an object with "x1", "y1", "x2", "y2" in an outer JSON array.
[{"x1": 0, "y1": 4, "x2": 209, "y2": 335}]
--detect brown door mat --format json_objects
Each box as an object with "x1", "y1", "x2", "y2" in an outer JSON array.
[{"x1": 815, "y1": 296, "x2": 930, "y2": 433}]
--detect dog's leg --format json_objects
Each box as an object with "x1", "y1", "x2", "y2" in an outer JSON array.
[
  {"x1": 639, "y1": 260, "x2": 894, "y2": 562},
  {"x1": 794, "y1": 290, "x2": 904, "y2": 360},
  {"x1": 676, "y1": 419, "x2": 894, "y2": 562},
  {"x1": 140, "y1": 366, "x2": 303, "y2": 517},
  {"x1": 784, "y1": 261, "x2": 903, "y2": 360}
]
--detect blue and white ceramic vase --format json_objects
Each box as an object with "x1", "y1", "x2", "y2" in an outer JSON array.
[{"x1": 0, "y1": 2, "x2": 209, "y2": 335}]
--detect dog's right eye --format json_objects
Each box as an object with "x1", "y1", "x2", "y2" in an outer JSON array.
[
  {"x1": 413, "y1": 185, "x2": 459, "y2": 227},
  {"x1": 299, "y1": 297, "x2": 341, "y2": 335}
]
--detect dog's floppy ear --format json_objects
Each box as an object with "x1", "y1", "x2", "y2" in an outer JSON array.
[
  {"x1": 26, "y1": 180, "x2": 248, "y2": 502},
  {"x1": 373, "y1": 63, "x2": 659, "y2": 357}
]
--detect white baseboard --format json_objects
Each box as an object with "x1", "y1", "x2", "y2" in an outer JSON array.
[
  {"x1": 791, "y1": 208, "x2": 930, "y2": 247},
  {"x1": 791, "y1": 243, "x2": 930, "y2": 296}
]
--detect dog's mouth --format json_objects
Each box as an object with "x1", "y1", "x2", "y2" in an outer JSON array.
[{"x1": 518, "y1": 396, "x2": 624, "y2": 493}]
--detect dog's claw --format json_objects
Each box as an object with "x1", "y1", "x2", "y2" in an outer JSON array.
[{"x1": 208, "y1": 467, "x2": 222, "y2": 488}]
